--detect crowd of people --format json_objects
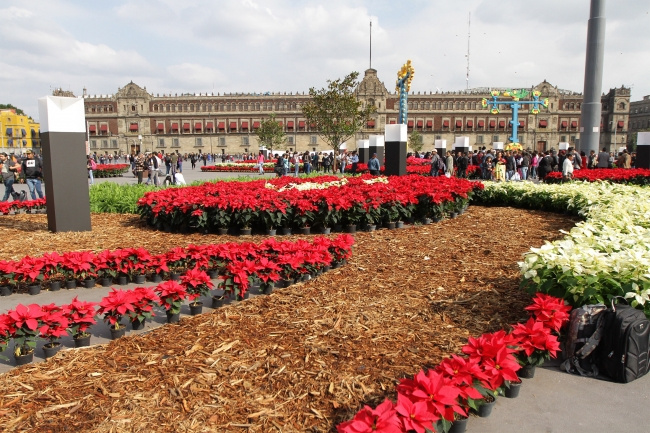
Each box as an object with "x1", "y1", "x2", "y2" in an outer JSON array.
[
  {"x1": 0, "y1": 149, "x2": 43, "y2": 202},
  {"x1": 412, "y1": 146, "x2": 638, "y2": 182}
]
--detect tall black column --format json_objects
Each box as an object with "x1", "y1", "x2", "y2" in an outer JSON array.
[
  {"x1": 579, "y1": 0, "x2": 606, "y2": 154},
  {"x1": 384, "y1": 124, "x2": 407, "y2": 176},
  {"x1": 435, "y1": 139, "x2": 447, "y2": 157},
  {"x1": 38, "y1": 96, "x2": 91, "y2": 232}
]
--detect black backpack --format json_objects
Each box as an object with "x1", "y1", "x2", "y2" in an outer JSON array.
[
  {"x1": 561, "y1": 304, "x2": 608, "y2": 377},
  {"x1": 597, "y1": 299, "x2": 650, "y2": 383}
]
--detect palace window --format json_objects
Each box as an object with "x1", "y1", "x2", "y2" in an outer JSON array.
[
  {"x1": 172, "y1": 138, "x2": 180, "y2": 147},
  {"x1": 195, "y1": 137, "x2": 203, "y2": 147},
  {"x1": 158, "y1": 138, "x2": 165, "y2": 147}
]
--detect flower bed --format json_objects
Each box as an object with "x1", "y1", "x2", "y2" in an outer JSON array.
[
  {"x1": 0, "y1": 235, "x2": 354, "y2": 296},
  {"x1": 337, "y1": 293, "x2": 569, "y2": 432},
  {"x1": 544, "y1": 167, "x2": 650, "y2": 185},
  {"x1": 200, "y1": 162, "x2": 305, "y2": 173},
  {"x1": 94, "y1": 164, "x2": 130, "y2": 178},
  {"x1": 474, "y1": 181, "x2": 650, "y2": 317},
  {"x1": 137, "y1": 174, "x2": 481, "y2": 233}
]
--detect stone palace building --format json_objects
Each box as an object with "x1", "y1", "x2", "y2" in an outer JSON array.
[{"x1": 79, "y1": 68, "x2": 630, "y2": 156}]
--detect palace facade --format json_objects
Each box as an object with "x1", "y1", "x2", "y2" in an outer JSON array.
[{"x1": 79, "y1": 69, "x2": 630, "y2": 156}]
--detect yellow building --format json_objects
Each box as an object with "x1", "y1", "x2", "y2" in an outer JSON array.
[{"x1": 0, "y1": 109, "x2": 41, "y2": 154}]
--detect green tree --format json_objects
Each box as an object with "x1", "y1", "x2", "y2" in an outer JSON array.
[
  {"x1": 302, "y1": 72, "x2": 376, "y2": 171},
  {"x1": 0, "y1": 104, "x2": 25, "y2": 116},
  {"x1": 256, "y1": 113, "x2": 286, "y2": 155},
  {"x1": 408, "y1": 130, "x2": 424, "y2": 154}
]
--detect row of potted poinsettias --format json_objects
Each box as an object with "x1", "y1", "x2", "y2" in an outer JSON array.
[
  {"x1": 0, "y1": 197, "x2": 46, "y2": 215},
  {"x1": 336, "y1": 293, "x2": 570, "y2": 433},
  {"x1": 0, "y1": 234, "x2": 354, "y2": 296},
  {"x1": 0, "y1": 234, "x2": 355, "y2": 366},
  {"x1": 137, "y1": 174, "x2": 482, "y2": 234},
  {"x1": 544, "y1": 167, "x2": 650, "y2": 185}
]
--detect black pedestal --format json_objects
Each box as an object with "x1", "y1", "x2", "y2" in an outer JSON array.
[
  {"x1": 42, "y1": 131, "x2": 92, "y2": 232},
  {"x1": 385, "y1": 141, "x2": 407, "y2": 176},
  {"x1": 358, "y1": 147, "x2": 370, "y2": 164},
  {"x1": 636, "y1": 146, "x2": 650, "y2": 169},
  {"x1": 369, "y1": 146, "x2": 384, "y2": 167}
]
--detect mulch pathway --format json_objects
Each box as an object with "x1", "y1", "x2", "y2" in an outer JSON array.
[{"x1": 0, "y1": 207, "x2": 577, "y2": 432}]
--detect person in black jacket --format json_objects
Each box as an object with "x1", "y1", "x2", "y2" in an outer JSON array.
[
  {"x1": 21, "y1": 149, "x2": 44, "y2": 200},
  {"x1": 538, "y1": 151, "x2": 553, "y2": 181}
]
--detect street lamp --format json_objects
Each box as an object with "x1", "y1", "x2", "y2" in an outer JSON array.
[{"x1": 610, "y1": 120, "x2": 617, "y2": 150}]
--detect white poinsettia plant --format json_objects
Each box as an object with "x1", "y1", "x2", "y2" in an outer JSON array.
[{"x1": 477, "y1": 181, "x2": 650, "y2": 317}]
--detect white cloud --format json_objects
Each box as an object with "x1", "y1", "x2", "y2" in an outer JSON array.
[{"x1": 0, "y1": 0, "x2": 648, "y2": 119}]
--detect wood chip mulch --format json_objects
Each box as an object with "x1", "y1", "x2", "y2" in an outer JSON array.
[{"x1": 0, "y1": 207, "x2": 577, "y2": 432}]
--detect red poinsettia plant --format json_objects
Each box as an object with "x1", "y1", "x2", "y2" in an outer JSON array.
[
  {"x1": 337, "y1": 399, "x2": 402, "y2": 433},
  {"x1": 121, "y1": 247, "x2": 153, "y2": 278},
  {"x1": 13, "y1": 256, "x2": 45, "y2": 286},
  {"x1": 511, "y1": 317, "x2": 562, "y2": 367},
  {"x1": 128, "y1": 286, "x2": 160, "y2": 324},
  {"x1": 62, "y1": 296, "x2": 98, "y2": 339},
  {"x1": 0, "y1": 313, "x2": 11, "y2": 361},
  {"x1": 97, "y1": 288, "x2": 137, "y2": 330},
  {"x1": 180, "y1": 267, "x2": 214, "y2": 306},
  {"x1": 524, "y1": 292, "x2": 572, "y2": 333},
  {"x1": 6, "y1": 303, "x2": 44, "y2": 356},
  {"x1": 61, "y1": 250, "x2": 97, "y2": 281},
  {"x1": 39, "y1": 303, "x2": 70, "y2": 348},
  {"x1": 154, "y1": 281, "x2": 188, "y2": 315}
]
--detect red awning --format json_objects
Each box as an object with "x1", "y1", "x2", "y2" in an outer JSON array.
[
  {"x1": 206, "y1": 122, "x2": 214, "y2": 129},
  {"x1": 287, "y1": 121, "x2": 294, "y2": 129},
  {"x1": 519, "y1": 121, "x2": 525, "y2": 128},
  {"x1": 570, "y1": 121, "x2": 577, "y2": 128},
  {"x1": 100, "y1": 124, "x2": 108, "y2": 131},
  {"x1": 539, "y1": 120, "x2": 548, "y2": 127},
  {"x1": 561, "y1": 121, "x2": 567, "y2": 128},
  {"x1": 310, "y1": 122, "x2": 316, "y2": 128},
  {"x1": 195, "y1": 122, "x2": 202, "y2": 130},
  {"x1": 416, "y1": 120, "x2": 423, "y2": 127},
  {"x1": 408, "y1": 120, "x2": 414, "y2": 127},
  {"x1": 389, "y1": 120, "x2": 396, "y2": 124},
  {"x1": 253, "y1": 121, "x2": 260, "y2": 129},
  {"x1": 298, "y1": 121, "x2": 305, "y2": 128},
  {"x1": 88, "y1": 125, "x2": 96, "y2": 132},
  {"x1": 367, "y1": 120, "x2": 375, "y2": 127},
  {"x1": 277, "y1": 121, "x2": 283, "y2": 127},
  {"x1": 467, "y1": 120, "x2": 473, "y2": 127},
  {"x1": 183, "y1": 123, "x2": 190, "y2": 131},
  {"x1": 130, "y1": 123, "x2": 139, "y2": 131},
  {"x1": 498, "y1": 121, "x2": 505, "y2": 128},
  {"x1": 617, "y1": 120, "x2": 624, "y2": 128},
  {"x1": 489, "y1": 120, "x2": 495, "y2": 128},
  {"x1": 456, "y1": 120, "x2": 462, "y2": 128},
  {"x1": 171, "y1": 123, "x2": 179, "y2": 130},
  {"x1": 157, "y1": 123, "x2": 164, "y2": 131},
  {"x1": 426, "y1": 120, "x2": 433, "y2": 127},
  {"x1": 241, "y1": 122, "x2": 249, "y2": 129},
  {"x1": 443, "y1": 120, "x2": 450, "y2": 127},
  {"x1": 478, "y1": 120, "x2": 485, "y2": 127},
  {"x1": 218, "y1": 122, "x2": 225, "y2": 130},
  {"x1": 230, "y1": 122, "x2": 237, "y2": 129}
]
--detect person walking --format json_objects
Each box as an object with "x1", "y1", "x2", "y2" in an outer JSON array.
[
  {"x1": 21, "y1": 149, "x2": 44, "y2": 200},
  {"x1": 597, "y1": 147, "x2": 610, "y2": 168},
  {"x1": 368, "y1": 153, "x2": 381, "y2": 176},
  {"x1": 445, "y1": 150, "x2": 454, "y2": 177},
  {"x1": 87, "y1": 155, "x2": 97, "y2": 185},
  {"x1": 134, "y1": 152, "x2": 146, "y2": 184},
  {"x1": 429, "y1": 150, "x2": 440, "y2": 177},
  {"x1": 1, "y1": 152, "x2": 21, "y2": 202},
  {"x1": 562, "y1": 153, "x2": 574, "y2": 181},
  {"x1": 257, "y1": 151, "x2": 265, "y2": 175},
  {"x1": 350, "y1": 151, "x2": 359, "y2": 175}
]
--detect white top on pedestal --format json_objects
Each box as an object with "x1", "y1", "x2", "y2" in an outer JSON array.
[
  {"x1": 637, "y1": 132, "x2": 650, "y2": 146},
  {"x1": 454, "y1": 136, "x2": 470, "y2": 147},
  {"x1": 38, "y1": 96, "x2": 86, "y2": 133},
  {"x1": 384, "y1": 124, "x2": 406, "y2": 142},
  {"x1": 370, "y1": 135, "x2": 385, "y2": 148},
  {"x1": 559, "y1": 142, "x2": 569, "y2": 150},
  {"x1": 434, "y1": 139, "x2": 447, "y2": 149},
  {"x1": 493, "y1": 142, "x2": 504, "y2": 150}
]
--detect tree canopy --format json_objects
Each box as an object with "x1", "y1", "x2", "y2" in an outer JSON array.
[
  {"x1": 0, "y1": 104, "x2": 25, "y2": 116},
  {"x1": 256, "y1": 113, "x2": 286, "y2": 155},
  {"x1": 408, "y1": 130, "x2": 424, "y2": 154},
  {"x1": 302, "y1": 72, "x2": 376, "y2": 170}
]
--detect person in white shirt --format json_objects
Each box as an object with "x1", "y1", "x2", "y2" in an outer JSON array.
[{"x1": 562, "y1": 153, "x2": 574, "y2": 181}]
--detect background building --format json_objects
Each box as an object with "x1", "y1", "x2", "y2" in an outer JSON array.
[
  {"x1": 80, "y1": 69, "x2": 629, "y2": 156},
  {"x1": 629, "y1": 95, "x2": 650, "y2": 148},
  {"x1": 0, "y1": 109, "x2": 41, "y2": 154}
]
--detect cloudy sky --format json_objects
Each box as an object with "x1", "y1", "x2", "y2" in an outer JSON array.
[{"x1": 1, "y1": 0, "x2": 648, "y2": 121}]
